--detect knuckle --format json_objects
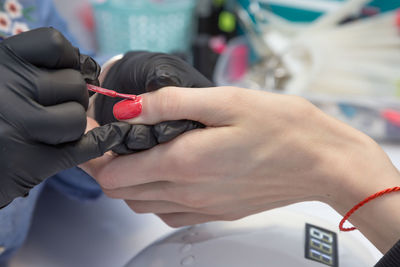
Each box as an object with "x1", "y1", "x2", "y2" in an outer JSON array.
[
  {"x1": 168, "y1": 154, "x2": 190, "y2": 174},
  {"x1": 47, "y1": 28, "x2": 66, "y2": 54},
  {"x1": 179, "y1": 193, "x2": 207, "y2": 209},
  {"x1": 290, "y1": 96, "x2": 314, "y2": 115},
  {"x1": 161, "y1": 217, "x2": 182, "y2": 228},
  {"x1": 64, "y1": 70, "x2": 87, "y2": 94},
  {"x1": 168, "y1": 140, "x2": 198, "y2": 172},
  {"x1": 68, "y1": 105, "x2": 87, "y2": 139},
  {"x1": 156, "y1": 182, "x2": 175, "y2": 202},
  {"x1": 178, "y1": 145, "x2": 199, "y2": 167},
  {"x1": 222, "y1": 86, "x2": 242, "y2": 105},
  {"x1": 75, "y1": 104, "x2": 87, "y2": 126},
  {"x1": 102, "y1": 188, "x2": 119, "y2": 199},
  {"x1": 130, "y1": 188, "x2": 154, "y2": 201},
  {"x1": 278, "y1": 95, "x2": 316, "y2": 125},
  {"x1": 127, "y1": 201, "x2": 148, "y2": 214},
  {"x1": 133, "y1": 208, "x2": 148, "y2": 214},
  {"x1": 162, "y1": 153, "x2": 197, "y2": 184},
  {"x1": 150, "y1": 87, "x2": 182, "y2": 120},
  {"x1": 96, "y1": 167, "x2": 119, "y2": 190},
  {"x1": 69, "y1": 69, "x2": 86, "y2": 84},
  {"x1": 97, "y1": 176, "x2": 116, "y2": 190}
]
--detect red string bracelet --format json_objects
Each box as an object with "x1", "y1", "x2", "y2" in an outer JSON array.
[{"x1": 339, "y1": 186, "x2": 400, "y2": 232}]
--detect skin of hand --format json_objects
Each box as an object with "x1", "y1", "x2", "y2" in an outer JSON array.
[{"x1": 83, "y1": 86, "x2": 400, "y2": 254}]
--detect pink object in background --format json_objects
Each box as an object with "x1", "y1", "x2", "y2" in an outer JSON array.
[
  {"x1": 209, "y1": 36, "x2": 227, "y2": 54},
  {"x1": 361, "y1": 6, "x2": 380, "y2": 17},
  {"x1": 78, "y1": 2, "x2": 95, "y2": 32},
  {"x1": 396, "y1": 9, "x2": 400, "y2": 29},
  {"x1": 227, "y1": 44, "x2": 248, "y2": 82},
  {"x1": 382, "y1": 109, "x2": 400, "y2": 127}
]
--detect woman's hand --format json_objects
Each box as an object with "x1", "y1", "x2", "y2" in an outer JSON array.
[{"x1": 92, "y1": 86, "x2": 400, "y2": 253}]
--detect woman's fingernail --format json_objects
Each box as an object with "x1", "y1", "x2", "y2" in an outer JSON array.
[{"x1": 113, "y1": 97, "x2": 142, "y2": 120}]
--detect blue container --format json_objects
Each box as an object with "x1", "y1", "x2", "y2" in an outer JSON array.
[{"x1": 92, "y1": 0, "x2": 196, "y2": 55}]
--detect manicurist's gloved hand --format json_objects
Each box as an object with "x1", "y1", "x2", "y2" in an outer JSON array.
[
  {"x1": 0, "y1": 28, "x2": 132, "y2": 208},
  {"x1": 94, "y1": 51, "x2": 214, "y2": 154}
]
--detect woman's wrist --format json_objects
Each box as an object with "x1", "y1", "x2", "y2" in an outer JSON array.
[
  {"x1": 325, "y1": 134, "x2": 399, "y2": 210},
  {"x1": 318, "y1": 125, "x2": 400, "y2": 253}
]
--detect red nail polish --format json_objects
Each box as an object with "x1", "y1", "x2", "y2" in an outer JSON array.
[{"x1": 113, "y1": 97, "x2": 142, "y2": 120}]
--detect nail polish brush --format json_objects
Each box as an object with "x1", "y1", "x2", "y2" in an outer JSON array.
[{"x1": 86, "y1": 84, "x2": 137, "y2": 101}]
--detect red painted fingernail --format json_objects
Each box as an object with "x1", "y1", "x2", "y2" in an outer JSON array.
[{"x1": 113, "y1": 97, "x2": 142, "y2": 120}]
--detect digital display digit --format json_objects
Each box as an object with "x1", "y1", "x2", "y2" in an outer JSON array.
[{"x1": 305, "y1": 223, "x2": 338, "y2": 267}]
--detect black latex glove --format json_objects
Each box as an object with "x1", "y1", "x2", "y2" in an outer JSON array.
[
  {"x1": 0, "y1": 28, "x2": 132, "y2": 207},
  {"x1": 94, "y1": 51, "x2": 214, "y2": 155}
]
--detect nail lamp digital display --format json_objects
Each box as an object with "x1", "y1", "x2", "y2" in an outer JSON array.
[{"x1": 305, "y1": 224, "x2": 337, "y2": 266}]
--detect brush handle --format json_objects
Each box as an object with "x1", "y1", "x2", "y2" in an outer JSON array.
[{"x1": 87, "y1": 84, "x2": 137, "y2": 101}]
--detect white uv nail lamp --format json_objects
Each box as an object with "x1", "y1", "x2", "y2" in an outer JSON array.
[{"x1": 126, "y1": 208, "x2": 378, "y2": 267}]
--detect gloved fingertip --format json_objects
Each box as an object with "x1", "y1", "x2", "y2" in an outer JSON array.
[
  {"x1": 77, "y1": 122, "x2": 132, "y2": 159},
  {"x1": 126, "y1": 125, "x2": 158, "y2": 150},
  {"x1": 80, "y1": 53, "x2": 101, "y2": 86},
  {"x1": 154, "y1": 120, "x2": 203, "y2": 144}
]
